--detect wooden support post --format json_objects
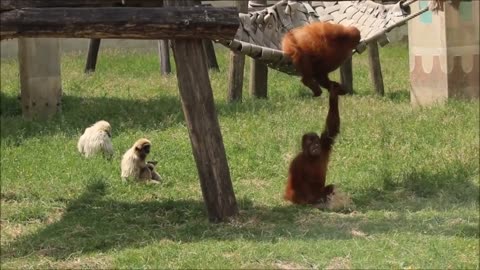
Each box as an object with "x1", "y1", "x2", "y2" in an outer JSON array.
[
  {"x1": 249, "y1": 60, "x2": 268, "y2": 98},
  {"x1": 84, "y1": 38, "x2": 101, "y2": 73},
  {"x1": 203, "y1": 39, "x2": 219, "y2": 71},
  {"x1": 248, "y1": 0, "x2": 268, "y2": 98},
  {"x1": 340, "y1": 57, "x2": 353, "y2": 94},
  {"x1": 227, "y1": 0, "x2": 248, "y2": 103},
  {"x1": 158, "y1": 40, "x2": 171, "y2": 75},
  {"x1": 156, "y1": 0, "x2": 171, "y2": 75},
  {"x1": 167, "y1": 0, "x2": 238, "y2": 222},
  {"x1": 18, "y1": 38, "x2": 62, "y2": 120},
  {"x1": 367, "y1": 42, "x2": 385, "y2": 96}
]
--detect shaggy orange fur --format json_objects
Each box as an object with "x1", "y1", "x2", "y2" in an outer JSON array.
[{"x1": 282, "y1": 22, "x2": 361, "y2": 96}]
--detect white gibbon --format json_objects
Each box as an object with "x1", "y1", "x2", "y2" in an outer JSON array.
[
  {"x1": 121, "y1": 138, "x2": 161, "y2": 183},
  {"x1": 77, "y1": 120, "x2": 113, "y2": 159}
]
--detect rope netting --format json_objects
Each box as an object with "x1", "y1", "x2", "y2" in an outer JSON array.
[{"x1": 219, "y1": 0, "x2": 434, "y2": 74}]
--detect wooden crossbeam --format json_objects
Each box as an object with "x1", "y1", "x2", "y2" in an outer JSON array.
[
  {"x1": 1, "y1": 0, "x2": 166, "y2": 11},
  {"x1": 1, "y1": 6, "x2": 239, "y2": 40}
]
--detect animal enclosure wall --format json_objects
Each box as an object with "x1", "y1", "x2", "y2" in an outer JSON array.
[{"x1": 408, "y1": 0, "x2": 479, "y2": 105}]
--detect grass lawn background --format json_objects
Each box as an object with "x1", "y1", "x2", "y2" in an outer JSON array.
[{"x1": 1, "y1": 43, "x2": 479, "y2": 269}]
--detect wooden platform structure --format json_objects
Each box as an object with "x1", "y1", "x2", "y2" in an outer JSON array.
[{"x1": 1, "y1": 0, "x2": 240, "y2": 223}]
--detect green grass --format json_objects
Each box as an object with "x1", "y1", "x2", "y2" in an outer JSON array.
[{"x1": 1, "y1": 43, "x2": 479, "y2": 269}]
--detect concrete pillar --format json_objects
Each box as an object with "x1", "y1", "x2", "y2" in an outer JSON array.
[
  {"x1": 18, "y1": 38, "x2": 62, "y2": 119},
  {"x1": 408, "y1": 0, "x2": 479, "y2": 106}
]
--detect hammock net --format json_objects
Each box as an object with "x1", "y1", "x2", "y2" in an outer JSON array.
[{"x1": 219, "y1": 0, "x2": 432, "y2": 74}]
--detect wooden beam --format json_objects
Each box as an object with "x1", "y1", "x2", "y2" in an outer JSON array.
[
  {"x1": 1, "y1": 0, "x2": 164, "y2": 10},
  {"x1": 227, "y1": 0, "x2": 248, "y2": 103},
  {"x1": 167, "y1": 0, "x2": 238, "y2": 222},
  {"x1": 1, "y1": 6, "x2": 239, "y2": 40}
]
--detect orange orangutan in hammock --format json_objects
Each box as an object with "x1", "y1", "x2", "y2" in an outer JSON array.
[{"x1": 282, "y1": 22, "x2": 361, "y2": 97}]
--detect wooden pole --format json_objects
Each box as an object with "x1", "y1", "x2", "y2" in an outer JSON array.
[
  {"x1": 18, "y1": 38, "x2": 62, "y2": 120},
  {"x1": 167, "y1": 0, "x2": 238, "y2": 222},
  {"x1": 203, "y1": 40, "x2": 219, "y2": 71},
  {"x1": 227, "y1": 0, "x2": 248, "y2": 103},
  {"x1": 249, "y1": 60, "x2": 268, "y2": 98},
  {"x1": 248, "y1": 0, "x2": 268, "y2": 99},
  {"x1": 367, "y1": 42, "x2": 385, "y2": 96},
  {"x1": 340, "y1": 57, "x2": 353, "y2": 94},
  {"x1": 156, "y1": 0, "x2": 171, "y2": 75},
  {"x1": 158, "y1": 40, "x2": 171, "y2": 75},
  {"x1": 193, "y1": 0, "x2": 219, "y2": 71},
  {"x1": 1, "y1": 7, "x2": 239, "y2": 40},
  {"x1": 84, "y1": 38, "x2": 101, "y2": 73}
]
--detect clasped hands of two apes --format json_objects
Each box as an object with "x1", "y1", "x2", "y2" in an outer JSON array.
[{"x1": 77, "y1": 22, "x2": 360, "y2": 210}]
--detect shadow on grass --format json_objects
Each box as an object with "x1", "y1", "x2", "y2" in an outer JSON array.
[
  {"x1": 385, "y1": 90, "x2": 410, "y2": 103},
  {"x1": 0, "y1": 92, "x2": 184, "y2": 140},
  {"x1": 3, "y1": 175, "x2": 478, "y2": 261},
  {"x1": 0, "y1": 91, "x2": 285, "y2": 144}
]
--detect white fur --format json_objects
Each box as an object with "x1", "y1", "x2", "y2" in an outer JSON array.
[
  {"x1": 120, "y1": 138, "x2": 162, "y2": 183},
  {"x1": 77, "y1": 120, "x2": 113, "y2": 159},
  {"x1": 120, "y1": 147, "x2": 142, "y2": 180}
]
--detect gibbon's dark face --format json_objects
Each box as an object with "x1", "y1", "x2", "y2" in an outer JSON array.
[
  {"x1": 143, "y1": 144, "x2": 150, "y2": 154},
  {"x1": 136, "y1": 144, "x2": 151, "y2": 159}
]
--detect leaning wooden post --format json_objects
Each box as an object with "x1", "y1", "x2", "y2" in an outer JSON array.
[
  {"x1": 248, "y1": 0, "x2": 268, "y2": 99},
  {"x1": 18, "y1": 38, "x2": 62, "y2": 120},
  {"x1": 85, "y1": 38, "x2": 101, "y2": 73},
  {"x1": 367, "y1": 42, "x2": 385, "y2": 96},
  {"x1": 227, "y1": 0, "x2": 248, "y2": 103},
  {"x1": 166, "y1": 0, "x2": 239, "y2": 222},
  {"x1": 340, "y1": 57, "x2": 353, "y2": 94}
]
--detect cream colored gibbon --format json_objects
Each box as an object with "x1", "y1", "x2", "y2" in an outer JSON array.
[
  {"x1": 121, "y1": 138, "x2": 161, "y2": 183},
  {"x1": 77, "y1": 120, "x2": 114, "y2": 159}
]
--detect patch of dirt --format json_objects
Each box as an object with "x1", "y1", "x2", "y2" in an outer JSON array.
[{"x1": 326, "y1": 256, "x2": 351, "y2": 270}]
